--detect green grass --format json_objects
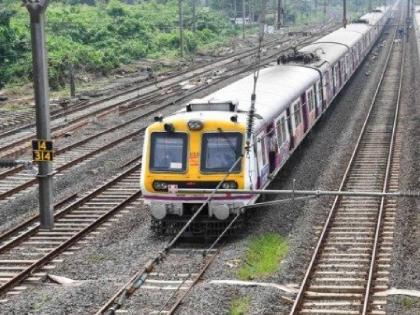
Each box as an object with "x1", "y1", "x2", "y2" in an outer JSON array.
[
  {"x1": 230, "y1": 296, "x2": 251, "y2": 315},
  {"x1": 402, "y1": 296, "x2": 420, "y2": 310},
  {"x1": 237, "y1": 233, "x2": 288, "y2": 280}
]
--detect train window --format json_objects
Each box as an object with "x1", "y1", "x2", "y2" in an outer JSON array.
[
  {"x1": 307, "y1": 89, "x2": 315, "y2": 111},
  {"x1": 201, "y1": 132, "x2": 242, "y2": 173},
  {"x1": 276, "y1": 116, "x2": 287, "y2": 145},
  {"x1": 150, "y1": 132, "x2": 187, "y2": 172},
  {"x1": 293, "y1": 100, "x2": 302, "y2": 127}
]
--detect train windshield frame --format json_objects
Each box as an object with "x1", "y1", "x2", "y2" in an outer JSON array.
[
  {"x1": 201, "y1": 132, "x2": 242, "y2": 173},
  {"x1": 150, "y1": 132, "x2": 188, "y2": 172}
]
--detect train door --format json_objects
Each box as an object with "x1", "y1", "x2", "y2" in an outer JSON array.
[
  {"x1": 257, "y1": 132, "x2": 269, "y2": 187},
  {"x1": 267, "y1": 124, "x2": 277, "y2": 174},
  {"x1": 332, "y1": 65, "x2": 337, "y2": 95},
  {"x1": 286, "y1": 107, "x2": 294, "y2": 150},
  {"x1": 300, "y1": 93, "x2": 309, "y2": 132},
  {"x1": 324, "y1": 71, "x2": 332, "y2": 104},
  {"x1": 291, "y1": 99, "x2": 303, "y2": 146},
  {"x1": 306, "y1": 87, "x2": 316, "y2": 126},
  {"x1": 275, "y1": 113, "x2": 290, "y2": 168},
  {"x1": 315, "y1": 80, "x2": 323, "y2": 115},
  {"x1": 338, "y1": 61, "x2": 342, "y2": 89}
]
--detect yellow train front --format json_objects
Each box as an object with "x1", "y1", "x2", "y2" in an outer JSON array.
[{"x1": 140, "y1": 100, "x2": 252, "y2": 237}]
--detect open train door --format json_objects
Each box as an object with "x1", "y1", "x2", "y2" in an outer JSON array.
[{"x1": 300, "y1": 93, "x2": 309, "y2": 132}]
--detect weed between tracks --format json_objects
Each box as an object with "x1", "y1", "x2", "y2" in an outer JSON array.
[
  {"x1": 229, "y1": 296, "x2": 251, "y2": 315},
  {"x1": 237, "y1": 233, "x2": 288, "y2": 280}
]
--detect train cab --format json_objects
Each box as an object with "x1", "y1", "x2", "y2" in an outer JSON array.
[{"x1": 141, "y1": 100, "x2": 250, "y2": 224}]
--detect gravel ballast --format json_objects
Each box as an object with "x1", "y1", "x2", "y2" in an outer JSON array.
[{"x1": 1, "y1": 18, "x2": 419, "y2": 315}]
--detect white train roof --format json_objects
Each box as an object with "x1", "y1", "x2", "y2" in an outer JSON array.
[
  {"x1": 170, "y1": 65, "x2": 319, "y2": 127},
  {"x1": 359, "y1": 11, "x2": 385, "y2": 25},
  {"x1": 164, "y1": 6, "x2": 390, "y2": 131},
  {"x1": 415, "y1": 6, "x2": 420, "y2": 27},
  {"x1": 299, "y1": 21, "x2": 377, "y2": 68}
]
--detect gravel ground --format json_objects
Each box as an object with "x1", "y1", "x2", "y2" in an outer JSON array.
[
  {"x1": 1, "y1": 18, "x2": 418, "y2": 315},
  {"x1": 386, "y1": 25, "x2": 420, "y2": 315},
  {"x1": 179, "y1": 23, "x2": 406, "y2": 315}
]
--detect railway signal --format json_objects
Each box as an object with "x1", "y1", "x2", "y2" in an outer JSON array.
[{"x1": 24, "y1": 0, "x2": 54, "y2": 230}]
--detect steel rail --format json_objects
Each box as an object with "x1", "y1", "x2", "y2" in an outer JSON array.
[
  {"x1": 0, "y1": 163, "x2": 142, "y2": 297},
  {"x1": 0, "y1": 30, "x2": 308, "y2": 145},
  {"x1": 0, "y1": 20, "x2": 335, "y2": 138},
  {"x1": 0, "y1": 27, "x2": 339, "y2": 204},
  {"x1": 0, "y1": 193, "x2": 78, "y2": 252},
  {"x1": 361, "y1": 19, "x2": 406, "y2": 315},
  {"x1": 0, "y1": 23, "x2": 338, "y2": 161},
  {"x1": 289, "y1": 15, "x2": 401, "y2": 315}
]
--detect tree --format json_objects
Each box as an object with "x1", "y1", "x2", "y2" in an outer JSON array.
[{"x1": 0, "y1": 8, "x2": 18, "y2": 88}]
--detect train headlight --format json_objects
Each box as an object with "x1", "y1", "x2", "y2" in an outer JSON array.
[
  {"x1": 221, "y1": 181, "x2": 238, "y2": 189},
  {"x1": 153, "y1": 181, "x2": 168, "y2": 191},
  {"x1": 187, "y1": 120, "x2": 203, "y2": 131}
]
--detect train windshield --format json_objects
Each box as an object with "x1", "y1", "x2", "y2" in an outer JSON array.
[
  {"x1": 201, "y1": 132, "x2": 242, "y2": 172},
  {"x1": 150, "y1": 132, "x2": 187, "y2": 172}
]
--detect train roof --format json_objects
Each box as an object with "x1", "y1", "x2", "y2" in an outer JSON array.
[
  {"x1": 299, "y1": 20, "x2": 375, "y2": 68},
  {"x1": 170, "y1": 65, "x2": 319, "y2": 126},
  {"x1": 415, "y1": 6, "x2": 420, "y2": 27},
  {"x1": 359, "y1": 10, "x2": 386, "y2": 25}
]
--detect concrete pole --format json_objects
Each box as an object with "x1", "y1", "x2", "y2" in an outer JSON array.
[
  {"x1": 242, "y1": 0, "x2": 246, "y2": 39},
  {"x1": 343, "y1": 0, "x2": 347, "y2": 28},
  {"x1": 192, "y1": 0, "x2": 196, "y2": 32},
  {"x1": 69, "y1": 63, "x2": 76, "y2": 99},
  {"x1": 323, "y1": 0, "x2": 327, "y2": 22},
  {"x1": 178, "y1": 0, "x2": 184, "y2": 57},
  {"x1": 369, "y1": 0, "x2": 372, "y2": 11},
  {"x1": 277, "y1": 0, "x2": 284, "y2": 29},
  {"x1": 24, "y1": 0, "x2": 54, "y2": 230}
]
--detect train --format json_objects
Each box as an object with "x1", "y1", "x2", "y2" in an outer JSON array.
[{"x1": 140, "y1": 6, "x2": 392, "y2": 237}]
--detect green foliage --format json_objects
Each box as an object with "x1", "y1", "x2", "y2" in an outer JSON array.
[
  {"x1": 230, "y1": 296, "x2": 251, "y2": 315},
  {"x1": 237, "y1": 233, "x2": 288, "y2": 280},
  {"x1": 1, "y1": 0, "x2": 237, "y2": 90}
]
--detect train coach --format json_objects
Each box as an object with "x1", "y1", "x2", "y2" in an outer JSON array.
[{"x1": 140, "y1": 6, "x2": 391, "y2": 237}]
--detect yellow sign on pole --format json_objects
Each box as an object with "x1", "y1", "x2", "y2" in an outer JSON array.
[{"x1": 32, "y1": 139, "x2": 53, "y2": 161}]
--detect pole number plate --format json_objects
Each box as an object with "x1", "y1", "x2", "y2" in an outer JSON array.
[{"x1": 32, "y1": 140, "x2": 53, "y2": 162}]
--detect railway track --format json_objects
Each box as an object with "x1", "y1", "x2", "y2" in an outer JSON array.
[
  {"x1": 0, "y1": 25, "x2": 339, "y2": 207},
  {"x1": 95, "y1": 244, "x2": 221, "y2": 315},
  {"x1": 0, "y1": 28, "x2": 310, "y2": 140},
  {"x1": 0, "y1": 21, "x2": 335, "y2": 137},
  {"x1": 0, "y1": 22, "x2": 338, "y2": 161},
  {"x1": 290, "y1": 10, "x2": 405, "y2": 315},
  {"x1": 0, "y1": 163, "x2": 142, "y2": 301}
]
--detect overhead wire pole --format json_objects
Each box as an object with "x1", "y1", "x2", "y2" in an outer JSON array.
[
  {"x1": 178, "y1": 0, "x2": 184, "y2": 58},
  {"x1": 277, "y1": 0, "x2": 284, "y2": 29},
  {"x1": 24, "y1": 0, "x2": 54, "y2": 230},
  {"x1": 323, "y1": 0, "x2": 327, "y2": 23},
  {"x1": 242, "y1": 0, "x2": 246, "y2": 39},
  {"x1": 343, "y1": 0, "x2": 347, "y2": 28},
  {"x1": 369, "y1": 0, "x2": 372, "y2": 11}
]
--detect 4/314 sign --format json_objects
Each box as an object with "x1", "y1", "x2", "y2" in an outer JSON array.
[{"x1": 32, "y1": 140, "x2": 54, "y2": 162}]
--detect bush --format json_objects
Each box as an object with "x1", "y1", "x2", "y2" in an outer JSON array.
[{"x1": 1, "y1": 0, "x2": 238, "y2": 90}]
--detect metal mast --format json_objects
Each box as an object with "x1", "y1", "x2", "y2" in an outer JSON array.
[
  {"x1": 343, "y1": 0, "x2": 347, "y2": 28},
  {"x1": 24, "y1": 0, "x2": 54, "y2": 229}
]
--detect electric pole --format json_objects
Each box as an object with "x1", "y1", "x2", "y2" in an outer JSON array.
[
  {"x1": 368, "y1": 0, "x2": 372, "y2": 11},
  {"x1": 277, "y1": 0, "x2": 284, "y2": 29},
  {"x1": 343, "y1": 0, "x2": 347, "y2": 28},
  {"x1": 178, "y1": 0, "x2": 184, "y2": 57},
  {"x1": 191, "y1": 0, "x2": 196, "y2": 32},
  {"x1": 69, "y1": 63, "x2": 76, "y2": 99},
  {"x1": 242, "y1": 0, "x2": 246, "y2": 39},
  {"x1": 24, "y1": 0, "x2": 54, "y2": 230}
]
